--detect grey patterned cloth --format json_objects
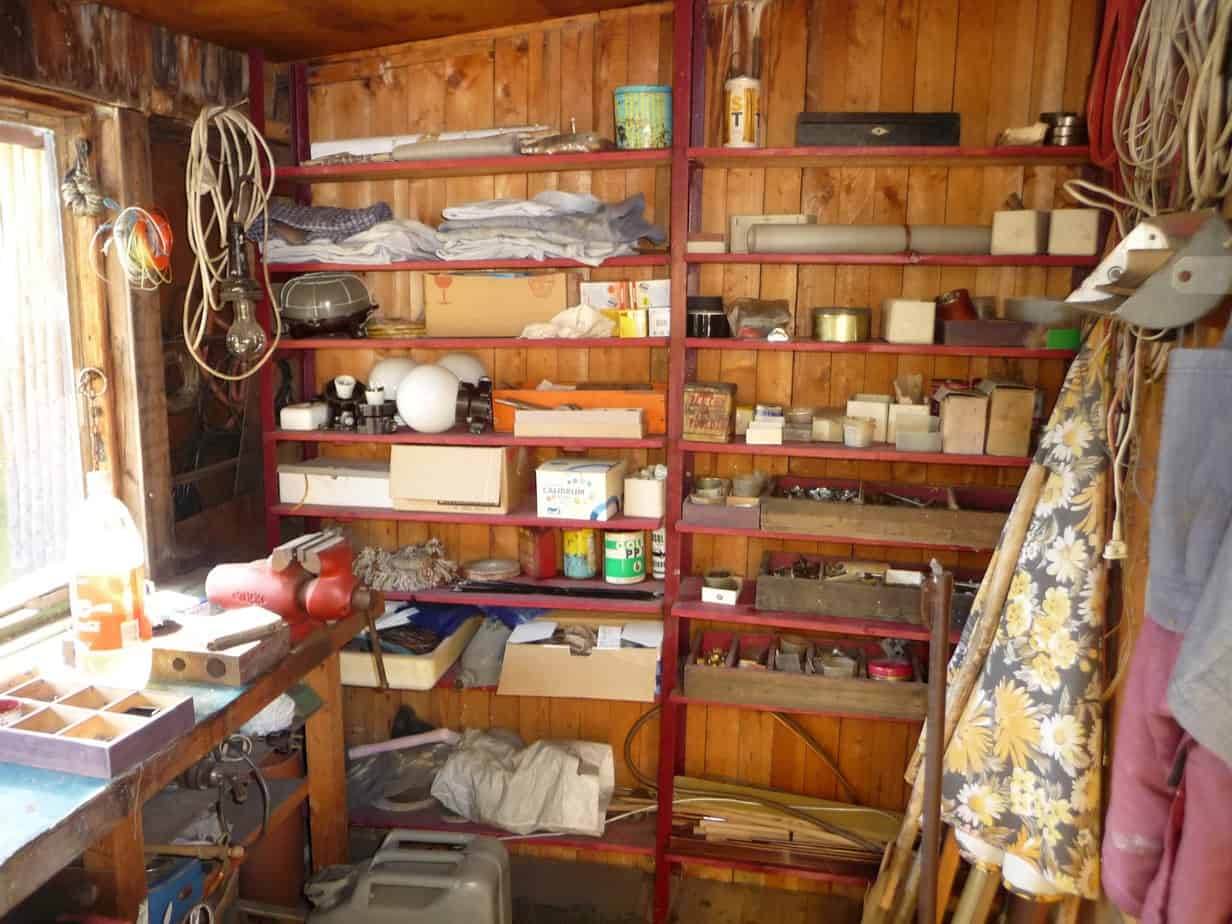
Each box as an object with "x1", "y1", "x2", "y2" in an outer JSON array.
[{"x1": 248, "y1": 201, "x2": 394, "y2": 243}]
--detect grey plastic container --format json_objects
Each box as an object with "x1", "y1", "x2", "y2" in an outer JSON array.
[{"x1": 311, "y1": 829, "x2": 511, "y2": 924}]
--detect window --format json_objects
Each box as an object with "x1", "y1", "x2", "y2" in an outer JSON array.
[{"x1": 0, "y1": 120, "x2": 83, "y2": 615}]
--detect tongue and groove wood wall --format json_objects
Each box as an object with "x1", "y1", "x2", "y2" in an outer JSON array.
[{"x1": 307, "y1": 0, "x2": 1100, "y2": 891}]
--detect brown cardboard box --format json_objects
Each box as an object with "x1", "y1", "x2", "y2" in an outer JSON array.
[
  {"x1": 390, "y1": 445, "x2": 527, "y2": 513},
  {"x1": 978, "y1": 380, "x2": 1037, "y2": 456},
  {"x1": 937, "y1": 387, "x2": 989, "y2": 455},
  {"x1": 424, "y1": 272, "x2": 569, "y2": 336}
]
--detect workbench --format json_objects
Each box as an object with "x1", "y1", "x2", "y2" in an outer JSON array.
[{"x1": 0, "y1": 612, "x2": 364, "y2": 919}]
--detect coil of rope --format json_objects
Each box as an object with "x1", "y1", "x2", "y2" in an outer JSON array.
[{"x1": 183, "y1": 103, "x2": 281, "y2": 382}]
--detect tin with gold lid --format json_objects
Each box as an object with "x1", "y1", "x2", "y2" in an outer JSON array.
[{"x1": 812, "y1": 307, "x2": 871, "y2": 342}]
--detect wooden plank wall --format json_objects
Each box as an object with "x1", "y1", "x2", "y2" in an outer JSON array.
[{"x1": 308, "y1": 0, "x2": 1101, "y2": 890}]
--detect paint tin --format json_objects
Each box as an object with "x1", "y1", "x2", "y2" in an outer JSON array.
[
  {"x1": 651, "y1": 527, "x2": 667, "y2": 579},
  {"x1": 562, "y1": 528, "x2": 598, "y2": 579},
  {"x1": 603, "y1": 531, "x2": 646, "y2": 584},
  {"x1": 614, "y1": 85, "x2": 672, "y2": 149},
  {"x1": 723, "y1": 76, "x2": 763, "y2": 148}
]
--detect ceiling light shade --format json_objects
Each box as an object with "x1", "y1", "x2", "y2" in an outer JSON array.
[
  {"x1": 368, "y1": 357, "x2": 417, "y2": 395},
  {"x1": 396, "y1": 364, "x2": 460, "y2": 433},
  {"x1": 436, "y1": 352, "x2": 487, "y2": 386}
]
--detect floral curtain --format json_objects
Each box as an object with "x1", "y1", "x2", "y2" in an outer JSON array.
[{"x1": 938, "y1": 337, "x2": 1112, "y2": 897}]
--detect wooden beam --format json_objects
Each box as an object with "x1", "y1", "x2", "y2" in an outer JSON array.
[
  {"x1": 82, "y1": 812, "x2": 147, "y2": 920},
  {"x1": 304, "y1": 653, "x2": 349, "y2": 869}
]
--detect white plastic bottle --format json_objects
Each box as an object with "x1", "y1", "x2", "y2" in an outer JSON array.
[{"x1": 69, "y1": 470, "x2": 153, "y2": 687}]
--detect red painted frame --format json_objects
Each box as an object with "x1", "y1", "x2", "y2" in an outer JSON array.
[
  {"x1": 687, "y1": 252, "x2": 1100, "y2": 266},
  {"x1": 276, "y1": 336, "x2": 668, "y2": 350},
  {"x1": 266, "y1": 254, "x2": 667, "y2": 273}
]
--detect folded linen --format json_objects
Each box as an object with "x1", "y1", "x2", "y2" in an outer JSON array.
[
  {"x1": 263, "y1": 219, "x2": 441, "y2": 265},
  {"x1": 248, "y1": 201, "x2": 393, "y2": 243}
]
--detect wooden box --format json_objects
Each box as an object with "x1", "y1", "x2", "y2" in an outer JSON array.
[
  {"x1": 978, "y1": 380, "x2": 1037, "y2": 457},
  {"x1": 682, "y1": 382, "x2": 736, "y2": 443},
  {"x1": 681, "y1": 631, "x2": 927, "y2": 721},
  {"x1": 0, "y1": 676, "x2": 194, "y2": 778},
  {"x1": 760, "y1": 476, "x2": 1012, "y2": 549},
  {"x1": 937, "y1": 388, "x2": 989, "y2": 455},
  {"x1": 753, "y1": 551, "x2": 977, "y2": 626},
  {"x1": 940, "y1": 320, "x2": 1034, "y2": 347}
]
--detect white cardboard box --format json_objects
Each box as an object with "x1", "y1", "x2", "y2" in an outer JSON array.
[
  {"x1": 882, "y1": 299, "x2": 936, "y2": 344},
  {"x1": 846, "y1": 394, "x2": 892, "y2": 442},
  {"x1": 991, "y1": 210, "x2": 1050, "y2": 255},
  {"x1": 634, "y1": 279, "x2": 671, "y2": 308},
  {"x1": 278, "y1": 459, "x2": 391, "y2": 508},
  {"x1": 887, "y1": 403, "x2": 931, "y2": 442},
  {"x1": 624, "y1": 476, "x2": 667, "y2": 518},
  {"x1": 579, "y1": 280, "x2": 632, "y2": 310},
  {"x1": 391, "y1": 445, "x2": 524, "y2": 514},
  {"x1": 701, "y1": 578, "x2": 744, "y2": 606},
  {"x1": 1048, "y1": 209, "x2": 1101, "y2": 255},
  {"x1": 536, "y1": 458, "x2": 627, "y2": 520},
  {"x1": 648, "y1": 307, "x2": 670, "y2": 337},
  {"x1": 341, "y1": 616, "x2": 482, "y2": 690}
]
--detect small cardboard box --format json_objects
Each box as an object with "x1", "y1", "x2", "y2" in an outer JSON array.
[
  {"x1": 624, "y1": 475, "x2": 667, "y2": 518},
  {"x1": 887, "y1": 403, "x2": 931, "y2": 442},
  {"x1": 701, "y1": 577, "x2": 744, "y2": 606},
  {"x1": 634, "y1": 278, "x2": 671, "y2": 308},
  {"x1": 619, "y1": 308, "x2": 649, "y2": 337},
  {"x1": 846, "y1": 394, "x2": 892, "y2": 443},
  {"x1": 515, "y1": 408, "x2": 645, "y2": 439},
  {"x1": 391, "y1": 445, "x2": 526, "y2": 514},
  {"x1": 536, "y1": 458, "x2": 627, "y2": 521},
  {"x1": 425, "y1": 272, "x2": 568, "y2": 336},
  {"x1": 648, "y1": 307, "x2": 670, "y2": 337},
  {"x1": 683, "y1": 382, "x2": 737, "y2": 443},
  {"x1": 991, "y1": 210, "x2": 1050, "y2": 255},
  {"x1": 580, "y1": 280, "x2": 633, "y2": 311},
  {"x1": 493, "y1": 386, "x2": 667, "y2": 433},
  {"x1": 278, "y1": 459, "x2": 391, "y2": 508},
  {"x1": 978, "y1": 380, "x2": 1037, "y2": 457},
  {"x1": 882, "y1": 299, "x2": 936, "y2": 344},
  {"x1": 1048, "y1": 209, "x2": 1101, "y2": 256},
  {"x1": 812, "y1": 409, "x2": 845, "y2": 442},
  {"x1": 937, "y1": 388, "x2": 990, "y2": 455},
  {"x1": 341, "y1": 616, "x2": 482, "y2": 690},
  {"x1": 497, "y1": 618, "x2": 662, "y2": 702}
]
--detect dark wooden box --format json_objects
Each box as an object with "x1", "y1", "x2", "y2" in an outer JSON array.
[
  {"x1": 760, "y1": 476, "x2": 1013, "y2": 550},
  {"x1": 940, "y1": 319, "x2": 1035, "y2": 347},
  {"x1": 680, "y1": 477, "x2": 772, "y2": 530}
]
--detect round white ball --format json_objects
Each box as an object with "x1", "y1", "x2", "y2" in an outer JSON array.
[
  {"x1": 436, "y1": 352, "x2": 487, "y2": 386},
  {"x1": 367, "y1": 357, "x2": 417, "y2": 395},
  {"x1": 396, "y1": 364, "x2": 459, "y2": 433}
]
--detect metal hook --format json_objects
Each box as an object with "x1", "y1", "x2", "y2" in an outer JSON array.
[{"x1": 77, "y1": 366, "x2": 108, "y2": 398}]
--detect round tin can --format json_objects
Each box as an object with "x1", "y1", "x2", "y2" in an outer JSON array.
[
  {"x1": 722, "y1": 76, "x2": 762, "y2": 148},
  {"x1": 614, "y1": 85, "x2": 672, "y2": 149},
  {"x1": 603, "y1": 531, "x2": 646, "y2": 584},
  {"x1": 651, "y1": 527, "x2": 667, "y2": 579},
  {"x1": 868, "y1": 658, "x2": 913, "y2": 682},
  {"x1": 812, "y1": 307, "x2": 871, "y2": 342},
  {"x1": 562, "y1": 528, "x2": 598, "y2": 579}
]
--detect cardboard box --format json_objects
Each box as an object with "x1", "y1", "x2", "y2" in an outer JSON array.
[
  {"x1": 897, "y1": 424, "x2": 942, "y2": 452},
  {"x1": 1048, "y1": 209, "x2": 1101, "y2": 255},
  {"x1": 746, "y1": 419, "x2": 785, "y2": 445},
  {"x1": 991, "y1": 210, "x2": 1050, "y2": 255},
  {"x1": 425, "y1": 272, "x2": 568, "y2": 337},
  {"x1": 978, "y1": 380, "x2": 1037, "y2": 457},
  {"x1": 497, "y1": 618, "x2": 662, "y2": 702},
  {"x1": 683, "y1": 382, "x2": 736, "y2": 443},
  {"x1": 701, "y1": 577, "x2": 744, "y2": 606},
  {"x1": 634, "y1": 278, "x2": 671, "y2": 308},
  {"x1": 729, "y1": 213, "x2": 811, "y2": 254},
  {"x1": 648, "y1": 307, "x2": 670, "y2": 337},
  {"x1": 619, "y1": 308, "x2": 649, "y2": 337},
  {"x1": 390, "y1": 445, "x2": 526, "y2": 514},
  {"x1": 887, "y1": 403, "x2": 931, "y2": 442},
  {"x1": 812, "y1": 409, "x2": 845, "y2": 442},
  {"x1": 882, "y1": 299, "x2": 936, "y2": 344},
  {"x1": 579, "y1": 280, "x2": 632, "y2": 311},
  {"x1": 536, "y1": 458, "x2": 626, "y2": 521},
  {"x1": 937, "y1": 388, "x2": 989, "y2": 455},
  {"x1": 515, "y1": 408, "x2": 645, "y2": 439},
  {"x1": 624, "y1": 475, "x2": 667, "y2": 518},
  {"x1": 278, "y1": 459, "x2": 391, "y2": 508},
  {"x1": 846, "y1": 394, "x2": 892, "y2": 442},
  {"x1": 493, "y1": 386, "x2": 667, "y2": 433},
  {"x1": 341, "y1": 616, "x2": 482, "y2": 690}
]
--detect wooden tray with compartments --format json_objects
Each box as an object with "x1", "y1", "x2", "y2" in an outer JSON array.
[{"x1": 0, "y1": 673, "x2": 194, "y2": 778}]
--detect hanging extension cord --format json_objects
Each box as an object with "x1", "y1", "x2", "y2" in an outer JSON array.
[{"x1": 183, "y1": 103, "x2": 281, "y2": 382}]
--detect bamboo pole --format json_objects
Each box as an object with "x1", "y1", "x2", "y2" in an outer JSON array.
[
  {"x1": 951, "y1": 865, "x2": 1000, "y2": 924},
  {"x1": 935, "y1": 831, "x2": 961, "y2": 924}
]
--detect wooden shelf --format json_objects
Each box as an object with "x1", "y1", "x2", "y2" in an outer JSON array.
[
  {"x1": 668, "y1": 689, "x2": 922, "y2": 723},
  {"x1": 275, "y1": 149, "x2": 671, "y2": 183},
  {"x1": 675, "y1": 521, "x2": 996, "y2": 552},
  {"x1": 680, "y1": 437, "x2": 1031, "y2": 467},
  {"x1": 267, "y1": 254, "x2": 668, "y2": 273},
  {"x1": 687, "y1": 252, "x2": 1100, "y2": 267},
  {"x1": 385, "y1": 578, "x2": 665, "y2": 614},
  {"x1": 665, "y1": 837, "x2": 878, "y2": 885},
  {"x1": 689, "y1": 144, "x2": 1091, "y2": 169},
  {"x1": 276, "y1": 336, "x2": 668, "y2": 351},
  {"x1": 673, "y1": 577, "x2": 961, "y2": 643},
  {"x1": 271, "y1": 501, "x2": 662, "y2": 531},
  {"x1": 268, "y1": 428, "x2": 666, "y2": 450},
  {"x1": 683, "y1": 338, "x2": 1076, "y2": 358}
]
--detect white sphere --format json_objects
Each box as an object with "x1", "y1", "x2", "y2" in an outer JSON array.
[
  {"x1": 367, "y1": 357, "x2": 417, "y2": 395},
  {"x1": 396, "y1": 364, "x2": 459, "y2": 433},
  {"x1": 436, "y1": 352, "x2": 487, "y2": 386}
]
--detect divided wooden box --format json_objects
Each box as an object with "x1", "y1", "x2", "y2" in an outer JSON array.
[
  {"x1": 0, "y1": 674, "x2": 194, "y2": 778},
  {"x1": 760, "y1": 476, "x2": 1013, "y2": 549},
  {"x1": 753, "y1": 552, "x2": 977, "y2": 626},
  {"x1": 681, "y1": 631, "x2": 927, "y2": 721}
]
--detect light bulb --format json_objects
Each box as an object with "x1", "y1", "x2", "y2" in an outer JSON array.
[{"x1": 226, "y1": 298, "x2": 268, "y2": 358}]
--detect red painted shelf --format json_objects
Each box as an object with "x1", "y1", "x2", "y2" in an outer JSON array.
[
  {"x1": 689, "y1": 144, "x2": 1092, "y2": 169},
  {"x1": 268, "y1": 428, "x2": 666, "y2": 450},
  {"x1": 267, "y1": 254, "x2": 668, "y2": 273},
  {"x1": 665, "y1": 839, "x2": 877, "y2": 885},
  {"x1": 672, "y1": 577, "x2": 961, "y2": 643},
  {"x1": 686, "y1": 252, "x2": 1100, "y2": 267},
  {"x1": 275, "y1": 149, "x2": 671, "y2": 184},
  {"x1": 683, "y1": 338, "x2": 1076, "y2": 359},
  {"x1": 276, "y1": 336, "x2": 668, "y2": 351},
  {"x1": 675, "y1": 521, "x2": 995, "y2": 552},
  {"x1": 679, "y1": 437, "x2": 1031, "y2": 467},
  {"x1": 384, "y1": 578, "x2": 665, "y2": 614},
  {"x1": 668, "y1": 689, "x2": 922, "y2": 723},
  {"x1": 270, "y1": 501, "x2": 661, "y2": 531}
]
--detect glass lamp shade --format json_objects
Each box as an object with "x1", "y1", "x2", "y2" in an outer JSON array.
[
  {"x1": 396, "y1": 364, "x2": 460, "y2": 433},
  {"x1": 226, "y1": 298, "x2": 268, "y2": 358},
  {"x1": 368, "y1": 357, "x2": 417, "y2": 395},
  {"x1": 436, "y1": 352, "x2": 487, "y2": 386}
]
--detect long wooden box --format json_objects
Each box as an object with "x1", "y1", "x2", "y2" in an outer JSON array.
[
  {"x1": 0, "y1": 674, "x2": 194, "y2": 778},
  {"x1": 753, "y1": 552, "x2": 977, "y2": 625},
  {"x1": 760, "y1": 477, "x2": 1012, "y2": 550}
]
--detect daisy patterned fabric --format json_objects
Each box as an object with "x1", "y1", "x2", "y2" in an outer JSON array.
[{"x1": 939, "y1": 337, "x2": 1111, "y2": 898}]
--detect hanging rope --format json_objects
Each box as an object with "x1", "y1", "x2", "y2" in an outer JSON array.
[{"x1": 60, "y1": 139, "x2": 106, "y2": 217}]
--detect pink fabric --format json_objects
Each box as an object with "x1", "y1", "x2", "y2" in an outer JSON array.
[{"x1": 1103, "y1": 618, "x2": 1232, "y2": 922}]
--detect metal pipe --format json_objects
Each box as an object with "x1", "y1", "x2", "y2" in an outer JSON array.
[{"x1": 918, "y1": 562, "x2": 953, "y2": 924}]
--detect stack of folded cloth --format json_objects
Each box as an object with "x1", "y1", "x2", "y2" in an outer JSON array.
[
  {"x1": 436, "y1": 190, "x2": 666, "y2": 266},
  {"x1": 252, "y1": 201, "x2": 440, "y2": 265}
]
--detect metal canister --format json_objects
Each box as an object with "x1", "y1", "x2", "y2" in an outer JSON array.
[
  {"x1": 935, "y1": 288, "x2": 977, "y2": 321},
  {"x1": 562, "y1": 528, "x2": 598, "y2": 579},
  {"x1": 603, "y1": 531, "x2": 647, "y2": 585},
  {"x1": 812, "y1": 307, "x2": 871, "y2": 342},
  {"x1": 651, "y1": 527, "x2": 667, "y2": 580}
]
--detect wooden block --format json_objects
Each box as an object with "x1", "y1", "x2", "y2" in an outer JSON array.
[
  {"x1": 978, "y1": 380, "x2": 1037, "y2": 457},
  {"x1": 152, "y1": 615, "x2": 291, "y2": 687},
  {"x1": 991, "y1": 210, "x2": 1049, "y2": 255},
  {"x1": 938, "y1": 390, "x2": 989, "y2": 455}
]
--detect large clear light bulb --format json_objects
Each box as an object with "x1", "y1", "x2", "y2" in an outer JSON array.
[{"x1": 226, "y1": 298, "x2": 268, "y2": 358}]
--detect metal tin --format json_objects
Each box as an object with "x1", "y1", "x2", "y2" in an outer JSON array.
[
  {"x1": 603, "y1": 531, "x2": 646, "y2": 584},
  {"x1": 868, "y1": 658, "x2": 913, "y2": 682},
  {"x1": 683, "y1": 382, "x2": 737, "y2": 443},
  {"x1": 686, "y1": 296, "x2": 730, "y2": 338},
  {"x1": 562, "y1": 529, "x2": 598, "y2": 579},
  {"x1": 722, "y1": 76, "x2": 763, "y2": 148},
  {"x1": 614, "y1": 85, "x2": 672, "y2": 150},
  {"x1": 651, "y1": 527, "x2": 667, "y2": 579},
  {"x1": 812, "y1": 307, "x2": 871, "y2": 342},
  {"x1": 935, "y1": 288, "x2": 977, "y2": 321}
]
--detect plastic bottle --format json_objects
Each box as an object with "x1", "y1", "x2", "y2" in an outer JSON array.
[{"x1": 69, "y1": 470, "x2": 153, "y2": 687}]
